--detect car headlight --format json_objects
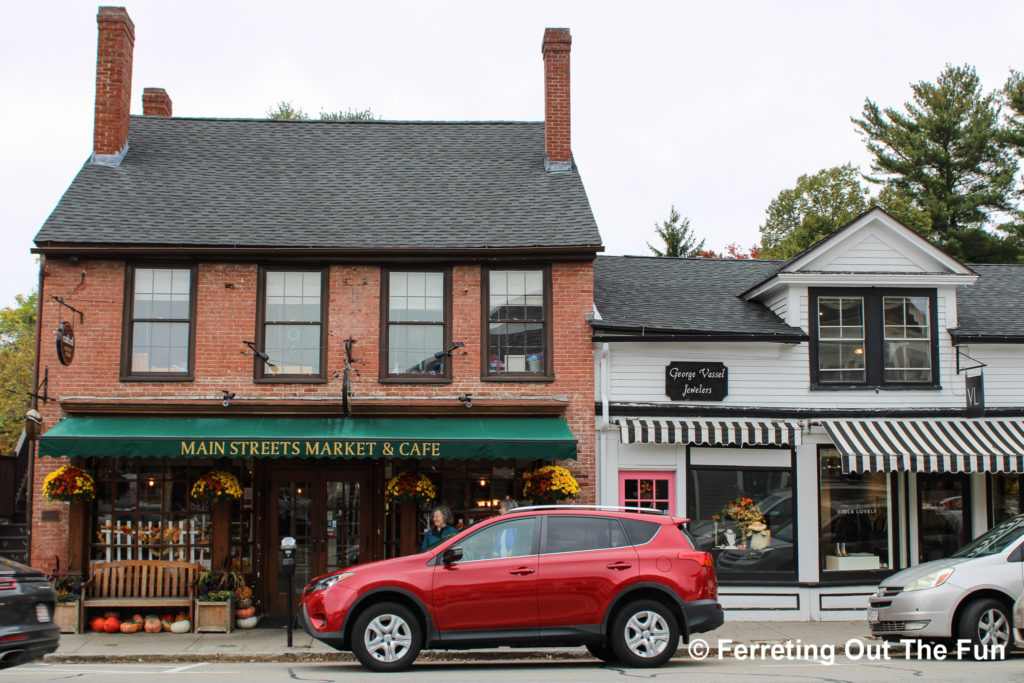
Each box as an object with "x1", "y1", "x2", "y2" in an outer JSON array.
[
  {"x1": 306, "y1": 572, "x2": 354, "y2": 594},
  {"x1": 903, "y1": 568, "x2": 954, "y2": 592}
]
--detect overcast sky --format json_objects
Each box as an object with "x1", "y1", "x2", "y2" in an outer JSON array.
[{"x1": 4, "y1": 1, "x2": 1023, "y2": 310}]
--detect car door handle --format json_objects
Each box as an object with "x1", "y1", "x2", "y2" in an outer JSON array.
[
  {"x1": 606, "y1": 562, "x2": 632, "y2": 570},
  {"x1": 509, "y1": 567, "x2": 535, "y2": 576}
]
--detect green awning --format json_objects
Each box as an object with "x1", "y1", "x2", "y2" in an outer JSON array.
[{"x1": 37, "y1": 416, "x2": 577, "y2": 461}]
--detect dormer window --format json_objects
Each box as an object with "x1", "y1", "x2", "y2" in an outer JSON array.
[{"x1": 810, "y1": 288, "x2": 938, "y2": 389}]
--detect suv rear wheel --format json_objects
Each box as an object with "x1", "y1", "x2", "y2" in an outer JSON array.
[
  {"x1": 609, "y1": 599, "x2": 680, "y2": 667},
  {"x1": 351, "y1": 601, "x2": 421, "y2": 672}
]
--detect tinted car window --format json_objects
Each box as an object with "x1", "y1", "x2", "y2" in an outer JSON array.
[
  {"x1": 543, "y1": 516, "x2": 630, "y2": 554},
  {"x1": 621, "y1": 518, "x2": 661, "y2": 546},
  {"x1": 458, "y1": 518, "x2": 535, "y2": 561}
]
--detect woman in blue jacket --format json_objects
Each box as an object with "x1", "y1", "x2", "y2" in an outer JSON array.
[{"x1": 422, "y1": 505, "x2": 457, "y2": 550}]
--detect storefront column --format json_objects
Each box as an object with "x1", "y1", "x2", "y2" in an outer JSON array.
[
  {"x1": 211, "y1": 501, "x2": 231, "y2": 571},
  {"x1": 400, "y1": 502, "x2": 418, "y2": 556},
  {"x1": 68, "y1": 500, "x2": 89, "y2": 573}
]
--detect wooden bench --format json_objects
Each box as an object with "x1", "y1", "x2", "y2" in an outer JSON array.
[{"x1": 81, "y1": 560, "x2": 200, "y2": 632}]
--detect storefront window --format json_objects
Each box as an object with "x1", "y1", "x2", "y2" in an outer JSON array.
[
  {"x1": 619, "y1": 471, "x2": 673, "y2": 513},
  {"x1": 819, "y1": 448, "x2": 891, "y2": 573},
  {"x1": 918, "y1": 473, "x2": 970, "y2": 563},
  {"x1": 992, "y1": 474, "x2": 1022, "y2": 525},
  {"x1": 687, "y1": 467, "x2": 795, "y2": 579}
]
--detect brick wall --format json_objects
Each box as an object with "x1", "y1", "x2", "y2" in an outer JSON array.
[
  {"x1": 31, "y1": 257, "x2": 596, "y2": 567},
  {"x1": 93, "y1": 7, "x2": 134, "y2": 157}
]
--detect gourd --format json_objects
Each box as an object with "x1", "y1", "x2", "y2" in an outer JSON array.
[
  {"x1": 132, "y1": 614, "x2": 144, "y2": 624},
  {"x1": 120, "y1": 621, "x2": 139, "y2": 634},
  {"x1": 144, "y1": 617, "x2": 162, "y2": 633},
  {"x1": 236, "y1": 616, "x2": 259, "y2": 629},
  {"x1": 235, "y1": 606, "x2": 255, "y2": 619},
  {"x1": 170, "y1": 619, "x2": 191, "y2": 634},
  {"x1": 235, "y1": 598, "x2": 252, "y2": 609},
  {"x1": 161, "y1": 619, "x2": 173, "y2": 632},
  {"x1": 104, "y1": 617, "x2": 121, "y2": 633}
]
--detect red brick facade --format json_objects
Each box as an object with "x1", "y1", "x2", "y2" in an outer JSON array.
[
  {"x1": 542, "y1": 28, "x2": 572, "y2": 166},
  {"x1": 31, "y1": 258, "x2": 596, "y2": 571}
]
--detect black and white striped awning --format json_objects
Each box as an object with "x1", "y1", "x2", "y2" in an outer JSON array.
[
  {"x1": 615, "y1": 418, "x2": 802, "y2": 447},
  {"x1": 820, "y1": 419, "x2": 1024, "y2": 473}
]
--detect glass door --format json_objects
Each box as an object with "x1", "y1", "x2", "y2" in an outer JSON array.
[{"x1": 268, "y1": 478, "x2": 314, "y2": 615}]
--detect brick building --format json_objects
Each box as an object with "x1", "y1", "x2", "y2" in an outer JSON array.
[{"x1": 29, "y1": 7, "x2": 600, "y2": 618}]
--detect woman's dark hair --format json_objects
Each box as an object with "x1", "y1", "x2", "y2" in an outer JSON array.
[{"x1": 432, "y1": 504, "x2": 454, "y2": 526}]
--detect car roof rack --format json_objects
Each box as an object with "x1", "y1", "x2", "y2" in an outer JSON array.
[{"x1": 512, "y1": 504, "x2": 668, "y2": 516}]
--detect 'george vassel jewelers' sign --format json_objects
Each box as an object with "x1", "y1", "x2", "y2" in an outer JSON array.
[{"x1": 665, "y1": 362, "x2": 728, "y2": 401}]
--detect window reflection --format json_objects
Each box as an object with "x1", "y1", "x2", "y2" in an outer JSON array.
[{"x1": 819, "y1": 450, "x2": 890, "y2": 571}]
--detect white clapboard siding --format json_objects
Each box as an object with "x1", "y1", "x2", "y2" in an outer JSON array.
[
  {"x1": 797, "y1": 218, "x2": 952, "y2": 273},
  {"x1": 823, "y1": 233, "x2": 927, "y2": 272}
]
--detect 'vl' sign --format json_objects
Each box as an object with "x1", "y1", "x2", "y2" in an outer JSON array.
[{"x1": 965, "y1": 374, "x2": 985, "y2": 417}]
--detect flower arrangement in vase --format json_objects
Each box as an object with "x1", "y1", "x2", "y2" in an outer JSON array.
[{"x1": 720, "y1": 496, "x2": 765, "y2": 546}]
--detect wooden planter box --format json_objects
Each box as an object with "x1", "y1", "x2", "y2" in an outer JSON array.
[
  {"x1": 194, "y1": 601, "x2": 232, "y2": 633},
  {"x1": 54, "y1": 602, "x2": 80, "y2": 634}
]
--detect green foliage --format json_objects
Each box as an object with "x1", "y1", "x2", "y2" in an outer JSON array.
[
  {"x1": 758, "y1": 164, "x2": 870, "y2": 259},
  {"x1": 647, "y1": 206, "x2": 706, "y2": 257},
  {"x1": 853, "y1": 64, "x2": 1019, "y2": 262},
  {"x1": 267, "y1": 101, "x2": 379, "y2": 121},
  {"x1": 0, "y1": 292, "x2": 36, "y2": 454}
]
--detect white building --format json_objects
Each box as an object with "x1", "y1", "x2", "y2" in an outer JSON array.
[{"x1": 593, "y1": 208, "x2": 1024, "y2": 621}]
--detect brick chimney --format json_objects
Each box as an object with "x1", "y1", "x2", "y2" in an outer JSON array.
[
  {"x1": 542, "y1": 28, "x2": 571, "y2": 172},
  {"x1": 92, "y1": 7, "x2": 134, "y2": 165},
  {"x1": 143, "y1": 88, "x2": 172, "y2": 117}
]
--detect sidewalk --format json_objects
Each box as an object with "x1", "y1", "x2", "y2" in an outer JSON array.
[{"x1": 46, "y1": 621, "x2": 875, "y2": 663}]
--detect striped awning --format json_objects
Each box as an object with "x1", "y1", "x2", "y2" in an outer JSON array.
[
  {"x1": 820, "y1": 419, "x2": 1024, "y2": 473},
  {"x1": 615, "y1": 418, "x2": 802, "y2": 447}
]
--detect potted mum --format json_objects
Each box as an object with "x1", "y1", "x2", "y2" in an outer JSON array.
[
  {"x1": 190, "y1": 470, "x2": 242, "y2": 504},
  {"x1": 522, "y1": 465, "x2": 580, "y2": 504},
  {"x1": 42, "y1": 465, "x2": 95, "y2": 503}
]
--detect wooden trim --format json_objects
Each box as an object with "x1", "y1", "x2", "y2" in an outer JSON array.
[
  {"x1": 211, "y1": 500, "x2": 231, "y2": 572},
  {"x1": 481, "y1": 265, "x2": 553, "y2": 378},
  {"x1": 120, "y1": 263, "x2": 197, "y2": 381},
  {"x1": 379, "y1": 267, "x2": 453, "y2": 382},
  {"x1": 255, "y1": 266, "x2": 329, "y2": 382},
  {"x1": 59, "y1": 397, "x2": 569, "y2": 416}
]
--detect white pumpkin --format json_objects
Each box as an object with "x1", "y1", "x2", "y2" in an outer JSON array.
[
  {"x1": 236, "y1": 616, "x2": 259, "y2": 629},
  {"x1": 169, "y1": 619, "x2": 191, "y2": 634}
]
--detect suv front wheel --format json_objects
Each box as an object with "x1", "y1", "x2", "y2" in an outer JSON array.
[
  {"x1": 351, "y1": 601, "x2": 422, "y2": 672},
  {"x1": 610, "y1": 599, "x2": 680, "y2": 667}
]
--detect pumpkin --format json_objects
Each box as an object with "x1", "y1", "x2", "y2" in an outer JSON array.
[
  {"x1": 104, "y1": 611, "x2": 120, "y2": 619},
  {"x1": 170, "y1": 619, "x2": 191, "y2": 634},
  {"x1": 160, "y1": 613, "x2": 175, "y2": 622},
  {"x1": 104, "y1": 617, "x2": 121, "y2": 633},
  {"x1": 161, "y1": 619, "x2": 174, "y2": 632},
  {"x1": 144, "y1": 617, "x2": 162, "y2": 633},
  {"x1": 235, "y1": 598, "x2": 252, "y2": 609},
  {"x1": 236, "y1": 616, "x2": 259, "y2": 629},
  {"x1": 235, "y1": 606, "x2": 255, "y2": 619},
  {"x1": 90, "y1": 616, "x2": 106, "y2": 632},
  {"x1": 174, "y1": 612, "x2": 188, "y2": 622},
  {"x1": 236, "y1": 586, "x2": 252, "y2": 600},
  {"x1": 132, "y1": 614, "x2": 144, "y2": 624},
  {"x1": 119, "y1": 621, "x2": 138, "y2": 634}
]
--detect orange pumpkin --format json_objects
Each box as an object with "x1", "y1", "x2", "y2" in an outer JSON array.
[
  {"x1": 119, "y1": 621, "x2": 138, "y2": 634},
  {"x1": 235, "y1": 606, "x2": 255, "y2": 619},
  {"x1": 104, "y1": 611, "x2": 120, "y2": 619},
  {"x1": 132, "y1": 614, "x2": 144, "y2": 624},
  {"x1": 104, "y1": 617, "x2": 121, "y2": 633},
  {"x1": 160, "y1": 613, "x2": 175, "y2": 622},
  {"x1": 174, "y1": 612, "x2": 188, "y2": 622},
  {"x1": 90, "y1": 616, "x2": 106, "y2": 632},
  {"x1": 236, "y1": 586, "x2": 252, "y2": 600},
  {"x1": 144, "y1": 617, "x2": 162, "y2": 633}
]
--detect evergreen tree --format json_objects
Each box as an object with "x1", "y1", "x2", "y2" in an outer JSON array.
[{"x1": 647, "y1": 206, "x2": 706, "y2": 257}]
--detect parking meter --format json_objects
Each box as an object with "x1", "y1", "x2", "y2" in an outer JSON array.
[{"x1": 280, "y1": 536, "x2": 296, "y2": 646}]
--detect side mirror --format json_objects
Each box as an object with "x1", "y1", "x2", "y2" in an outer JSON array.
[{"x1": 442, "y1": 547, "x2": 463, "y2": 565}]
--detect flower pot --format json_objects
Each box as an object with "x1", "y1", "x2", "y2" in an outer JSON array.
[
  {"x1": 194, "y1": 601, "x2": 231, "y2": 633},
  {"x1": 54, "y1": 602, "x2": 80, "y2": 634}
]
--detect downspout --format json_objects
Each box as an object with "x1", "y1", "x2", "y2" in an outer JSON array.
[
  {"x1": 27, "y1": 255, "x2": 45, "y2": 567},
  {"x1": 599, "y1": 343, "x2": 610, "y2": 506}
]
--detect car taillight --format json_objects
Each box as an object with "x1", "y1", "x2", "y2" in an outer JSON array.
[
  {"x1": 678, "y1": 551, "x2": 714, "y2": 567},
  {"x1": 0, "y1": 580, "x2": 17, "y2": 591}
]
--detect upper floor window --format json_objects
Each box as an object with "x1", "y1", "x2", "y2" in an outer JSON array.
[
  {"x1": 122, "y1": 266, "x2": 195, "y2": 380},
  {"x1": 382, "y1": 270, "x2": 450, "y2": 381},
  {"x1": 810, "y1": 288, "x2": 937, "y2": 388},
  {"x1": 257, "y1": 268, "x2": 327, "y2": 382},
  {"x1": 483, "y1": 268, "x2": 551, "y2": 379}
]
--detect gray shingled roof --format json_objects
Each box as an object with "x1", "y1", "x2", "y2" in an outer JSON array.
[
  {"x1": 951, "y1": 263, "x2": 1024, "y2": 341},
  {"x1": 592, "y1": 255, "x2": 806, "y2": 339},
  {"x1": 35, "y1": 117, "x2": 601, "y2": 251}
]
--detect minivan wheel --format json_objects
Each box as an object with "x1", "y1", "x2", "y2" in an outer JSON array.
[
  {"x1": 610, "y1": 599, "x2": 679, "y2": 668},
  {"x1": 957, "y1": 598, "x2": 1012, "y2": 656},
  {"x1": 586, "y1": 641, "x2": 619, "y2": 663},
  {"x1": 351, "y1": 601, "x2": 421, "y2": 672}
]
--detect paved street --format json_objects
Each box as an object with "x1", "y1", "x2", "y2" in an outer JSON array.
[{"x1": 6, "y1": 653, "x2": 1024, "y2": 682}]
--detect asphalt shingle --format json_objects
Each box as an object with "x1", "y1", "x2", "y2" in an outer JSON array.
[{"x1": 951, "y1": 263, "x2": 1024, "y2": 341}]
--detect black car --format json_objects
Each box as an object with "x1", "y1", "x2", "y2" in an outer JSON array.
[{"x1": 0, "y1": 556, "x2": 59, "y2": 669}]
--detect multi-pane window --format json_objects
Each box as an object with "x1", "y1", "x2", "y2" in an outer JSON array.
[
  {"x1": 259, "y1": 270, "x2": 325, "y2": 379},
  {"x1": 883, "y1": 296, "x2": 931, "y2": 382},
  {"x1": 125, "y1": 266, "x2": 193, "y2": 377},
  {"x1": 485, "y1": 269, "x2": 549, "y2": 376},
  {"x1": 384, "y1": 271, "x2": 448, "y2": 378},
  {"x1": 620, "y1": 472, "x2": 674, "y2": 513},
  {"x1": 817, "y1": 297, "x2": 865, "y2": 383},
  {"x1": 811, "y1": 289, "x2": 936, "y2": 387}
]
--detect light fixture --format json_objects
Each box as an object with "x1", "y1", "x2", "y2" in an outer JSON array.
[
  {"x1": 478, "y1": 478, "x2": 487, "y2": 487},
  {"x1": 243, "y1": 340, "x2": 277, "y2": 369},
  {"x1": 854, "y1": 348, "x2": 863, "y2": 355},
  {"x1": 458, "y1": 393, "x2": 472, "y2": 408},
  {"x1": 434, "y1": 341, "x2": 465, "y2": 360},
  {"x1": 221, "y1": 390, "x2": 236, "y2": 407}
]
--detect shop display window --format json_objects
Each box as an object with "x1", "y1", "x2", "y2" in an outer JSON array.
[
  {"x1": 619, "y1": 471, "x2": 674, "y2": 513},
  {"x1": 917, "y1": 472, "x2": 970, "y2": 563},
  {"x1": 686, "y1": 465, "x2": 795, "y2": 580},
  {"x1": 819, "y1": 448, "x2": 891, "y2": 573},
  {"x1": 992, "y1": 474, "x2": 1022, "y2": 526}
]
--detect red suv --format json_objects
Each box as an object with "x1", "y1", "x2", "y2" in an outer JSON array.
[{"x1": 299, "y1": 506, "x2": 723, "y2": 671}]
